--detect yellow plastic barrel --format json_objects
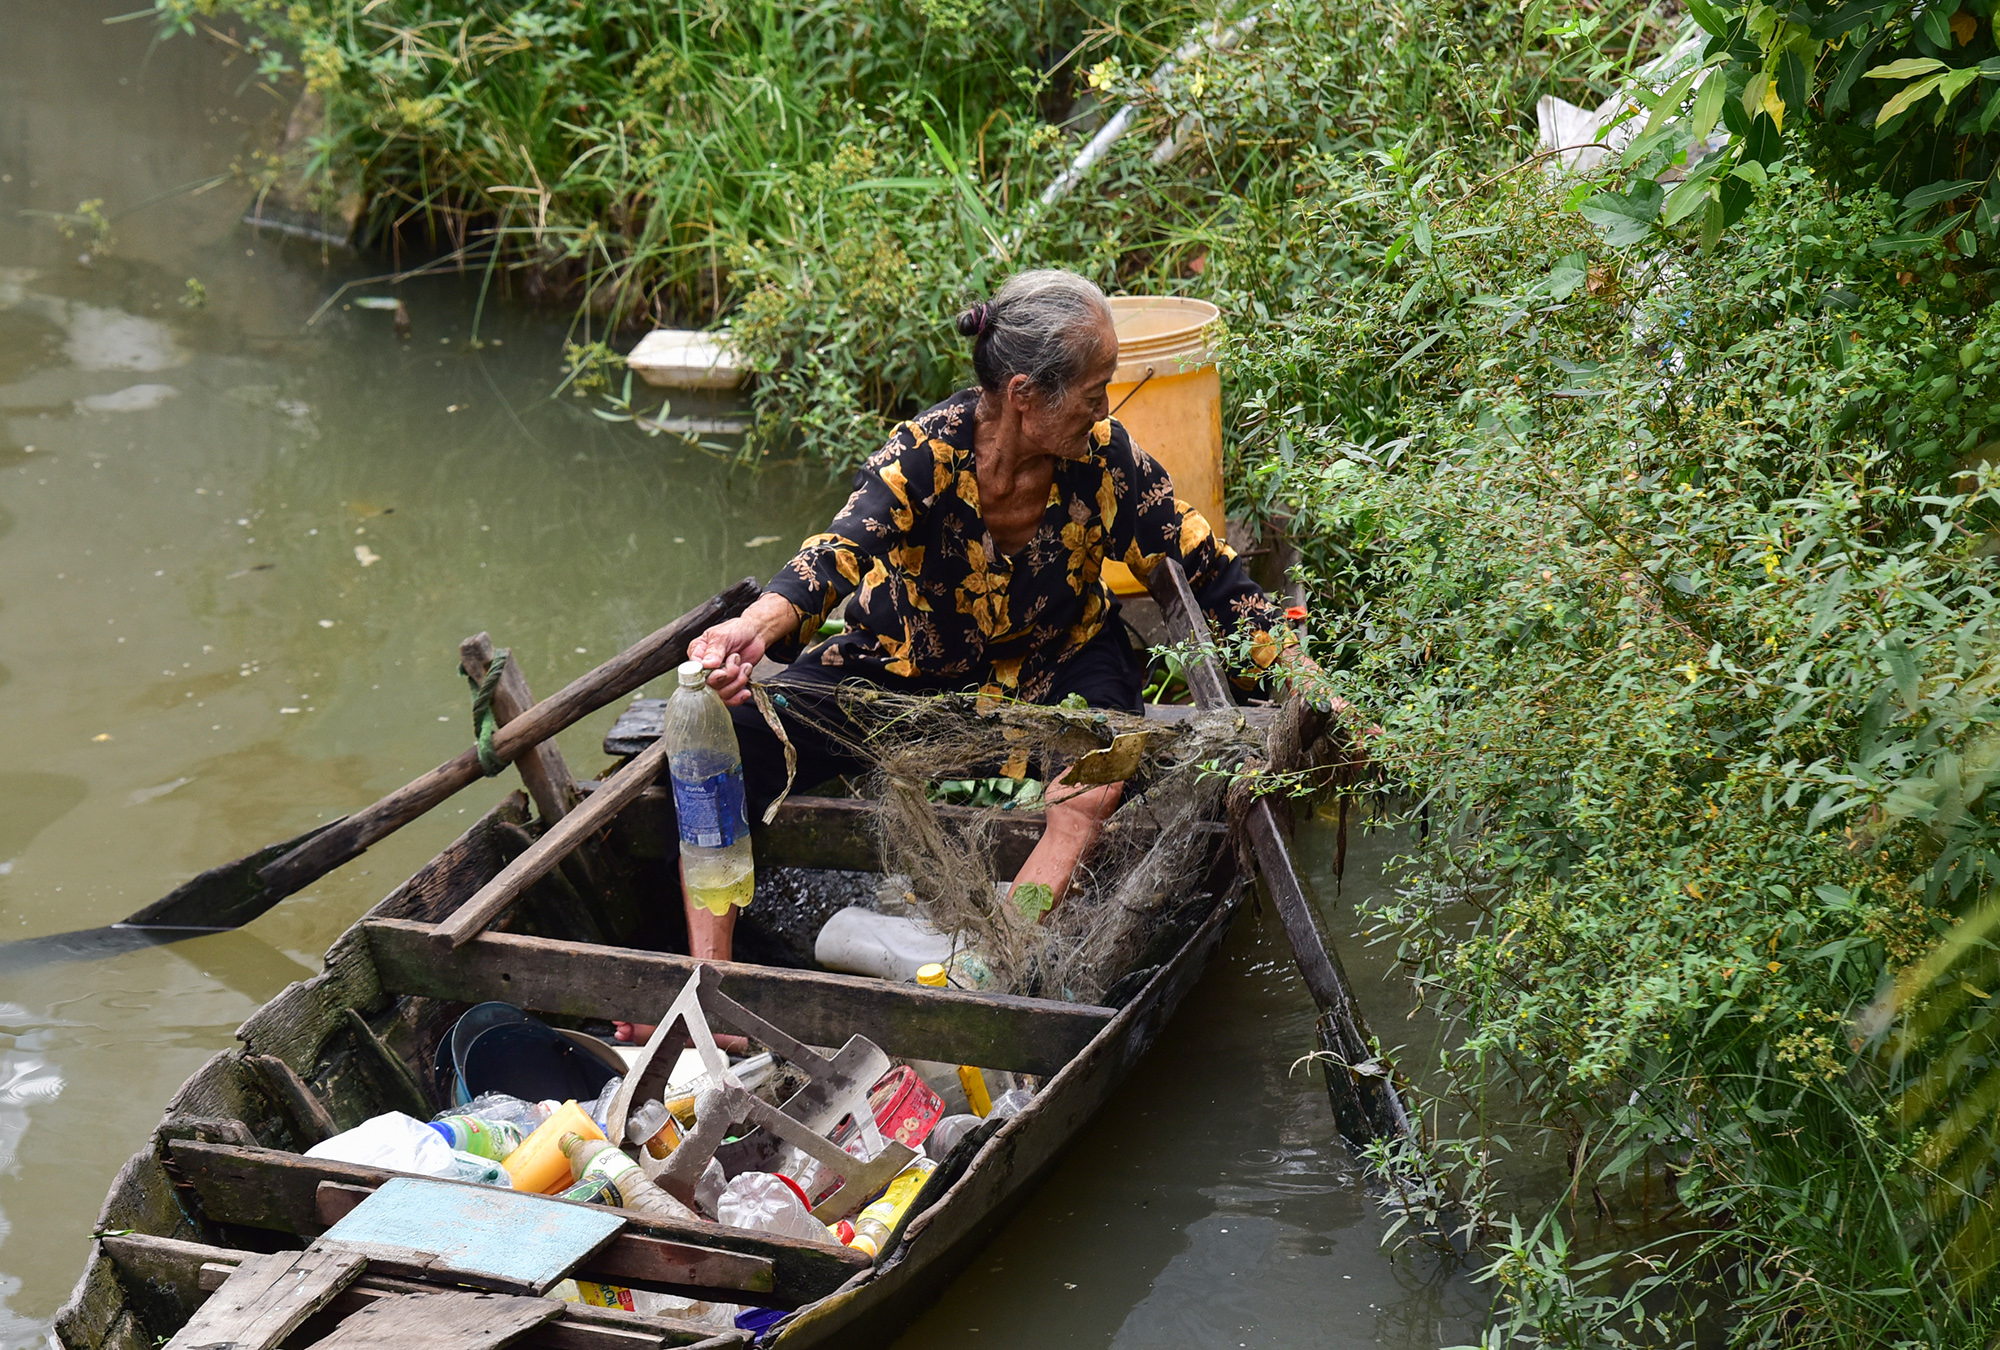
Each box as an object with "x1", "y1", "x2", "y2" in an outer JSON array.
[{"x1": 1100, "y1": 296, "x2": 1224, "y2": 597}]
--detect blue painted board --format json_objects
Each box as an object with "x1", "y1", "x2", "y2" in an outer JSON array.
[{"x1": 320, "y1": 1176, "x2": 624, "y2": 1295}]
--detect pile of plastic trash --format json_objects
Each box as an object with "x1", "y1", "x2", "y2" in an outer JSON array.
[{"x1": 306, "y1": 1002, "x2": 1032, "y2": 1335}]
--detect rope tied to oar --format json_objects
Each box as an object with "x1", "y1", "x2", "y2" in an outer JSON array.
[
  {"x1": 748, "y1": 681, "x2": 797, "y2": 823},
  {"x1": 459, "y1": 648, "x2": 511, "y2": 777}
]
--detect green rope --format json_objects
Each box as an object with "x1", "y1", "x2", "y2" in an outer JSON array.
[{"x1": 459, "y1": 649, "x2": 511, "y2": 777}]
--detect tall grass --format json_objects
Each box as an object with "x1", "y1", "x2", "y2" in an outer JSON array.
[{"x1": 161, "y1": 0, "x2": 1209, "y2": 329}]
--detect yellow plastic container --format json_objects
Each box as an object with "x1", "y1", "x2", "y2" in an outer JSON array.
[
  {"x1": 500, "y1": 1100, "x2": 604, "y2": 1194},
  {"x1": 1100, "y1": 296, "x2": 1224, "y2": 597}
]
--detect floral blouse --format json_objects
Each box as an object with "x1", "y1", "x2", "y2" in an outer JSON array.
[{"x1": 765, "y1": 389, "x2": 1289, "y2": 703}]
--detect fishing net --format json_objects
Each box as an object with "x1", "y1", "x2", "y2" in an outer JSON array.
[{"x1": 770, "y1": 685, "x2": 1280, "y2": 1004}]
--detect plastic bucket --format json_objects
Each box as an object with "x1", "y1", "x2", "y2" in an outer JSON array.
[{"x1": 1099, "y1": 296, "x2": 1224, "y2": 597}]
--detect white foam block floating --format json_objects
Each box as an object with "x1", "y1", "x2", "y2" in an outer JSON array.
[{"x1": 626, "y1": 329, "x2": 743, "y2": 390}]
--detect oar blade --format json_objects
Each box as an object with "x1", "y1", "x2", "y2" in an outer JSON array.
[
  {"x1": 117, "y1": 819, "x2": 345, "y2": 929},
  {"x1": 0, "y1": 924, "x2": 200, "y2": 974}
]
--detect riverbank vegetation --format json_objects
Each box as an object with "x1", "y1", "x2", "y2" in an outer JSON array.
[{"x1": 160, "y1": 0, "x2": 2000, "y2": 1342}]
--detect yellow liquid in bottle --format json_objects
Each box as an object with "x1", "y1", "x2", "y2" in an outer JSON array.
[{"x1": 685, "y1": 856, "x2": 754, "y2": 915}]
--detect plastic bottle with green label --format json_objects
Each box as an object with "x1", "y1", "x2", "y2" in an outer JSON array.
[
  {"x1": 666, "y1": 659, "x2": 756, "y2": 915},
  {"x1": 426, "y1": 1113, "x2": 524, "y2": 1160}
]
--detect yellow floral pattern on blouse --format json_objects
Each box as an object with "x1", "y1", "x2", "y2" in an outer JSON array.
[{"x1": 765, "y1": 389, "x2": 1288, "y2": 702}]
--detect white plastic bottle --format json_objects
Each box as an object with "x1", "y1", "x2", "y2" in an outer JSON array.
[{"x1": 666, "y1": 659, "x2": 756, "y2": 915}]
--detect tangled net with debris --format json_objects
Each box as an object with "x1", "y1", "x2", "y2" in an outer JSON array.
[{"x1": 777, "y1": 686, "x2": 1282, "y2": 1004}]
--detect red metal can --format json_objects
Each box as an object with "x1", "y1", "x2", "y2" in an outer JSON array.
[{"x1": 867, "y1": 1065, "x2": 945, "y2": 1149}]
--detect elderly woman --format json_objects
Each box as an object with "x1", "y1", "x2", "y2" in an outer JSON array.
[{"x1": 677, "y1": 269, "x2": 1302, "y2": 965}]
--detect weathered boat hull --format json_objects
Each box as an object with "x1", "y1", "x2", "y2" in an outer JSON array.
[{"x1": 55, "y1": 756, "x2": 1242, "y2": 1348}]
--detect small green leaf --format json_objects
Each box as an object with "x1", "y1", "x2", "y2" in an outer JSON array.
[
  {"x1": 1939, "y1": 64, "x2": 1983, "y2": 106},
  {"x1": 1412, "y1": 216, "x2": 1434, "y2": 257},
  {"x1": 1903, "y1": 178, "x2": 1981, "y2": 210},
  {"x1": 1644, "y1": 69, "x2": 1698, "y2": 135},
  {"x1": 1011, "y1": 882, "x2": 1054, "y2": 922},
  {"x1": 1684, "y1": 0, "x2": 1731, "y2": 34},
  {"x1": 1662, "y1": 174, "x2": 1713, "y2": 226},
  {"x1": 1924, "y1": 4, "x2": 1955, "y2": 48},
  {"x1": 1866, "y1": 57, "x2": 1948, "y2": 78},
  {"x1": 1690, "y1": 73, "x2": 1726, "y2": 139},
  {"x1": 1880, "y1": 72, "x2": 1947, "y2": 120}
]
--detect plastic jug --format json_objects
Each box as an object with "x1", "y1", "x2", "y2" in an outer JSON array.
[
  {"x1": 501, "y1": 1100, "x2": 603, "y2": 1194},
  {"x1": 816, "y1": 907, "x2": 955, "y2": 981},
  {"x1": 666, "y1": 659, "x2": 756, "y2": 915}
]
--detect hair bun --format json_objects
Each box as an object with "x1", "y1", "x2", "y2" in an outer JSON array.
[{"x1": 954, "y1": 301, "x2": 991, "y2": 339}]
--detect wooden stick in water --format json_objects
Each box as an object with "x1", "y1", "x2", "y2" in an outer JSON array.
[
  {"x1": 435, "y1": 735, "x2": 672, "y2": 949},
  {"x1": 108, "y1": 581, "x2": 754, "y2": 934},
  {"x1": 1143, "y1": 558, "x2": 1412, "y2": 1150}
]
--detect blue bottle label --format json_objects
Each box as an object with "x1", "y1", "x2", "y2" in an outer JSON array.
[{"x1": 673, "y1": 764, "x2": 748, "y2": 849}]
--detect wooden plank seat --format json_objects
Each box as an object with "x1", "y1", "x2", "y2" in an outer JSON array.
[
  {"x1": 314, "y1": 1183, "x2": 774, "y2": 1301},
  {"x1": 359, "y1": 919, "x2": 1115, "y2": 1077},
  {"x1": 163, "y1": 1244, "x2": 365, "y2": 1350},
  {"x1": 163, "y1": 1141, "x2": 857, "y2": 1309},
  {"x1": 95, "y1": 1232, "x2": 745, "y2": 1348},
  {"x1": 305, "y1": 1288, "x2": 561, "y2": 1350}
]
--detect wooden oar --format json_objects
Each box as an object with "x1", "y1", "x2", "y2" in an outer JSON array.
[
  {"x1": 433, "y1": 733, "x2": 672, "y2": 949},
  {"x1": 245, "y1": 580, "x2": 756, "y2": 905},
  {"x1": 0, "y1": 582, "x2": 758, "y2": 959},
  {"x1": 1144, "y1": 559, "x2": 1413, "y2": 1151}
]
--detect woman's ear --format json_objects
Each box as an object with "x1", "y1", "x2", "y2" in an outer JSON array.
[{"x1": 1004, "y1": 372, "x2": 1039, "y2": 413}]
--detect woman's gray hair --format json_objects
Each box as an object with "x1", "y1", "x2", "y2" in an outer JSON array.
[{"x1": 956, "y1": 269, "x2": 1114, "y2": 401}]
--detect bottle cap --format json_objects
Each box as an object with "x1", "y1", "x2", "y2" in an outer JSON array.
[
  {"x1": 678, "y1": 659, "x2": 706, "y2": 688},
  {"x1": 915, "y1": 963, "x2": 948, "y2": 987}
]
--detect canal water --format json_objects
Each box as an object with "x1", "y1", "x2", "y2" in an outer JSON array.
[{"x1": 0, "y1": 5, "x2": 1486, "y2": 1345}]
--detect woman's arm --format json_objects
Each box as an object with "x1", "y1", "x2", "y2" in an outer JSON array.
[
  {"x1": 1112, "y1": 442, "x2": 1298, "y2": 677},
  {"x1": 686, "y1": 592, "x2": 805, "y2": 705},
  {"x1": 689, "y1": 423, "x2": 935, "y2": 703},
  {"x1": 753, "y1": 424, "x2": 934, "y2": 662}
]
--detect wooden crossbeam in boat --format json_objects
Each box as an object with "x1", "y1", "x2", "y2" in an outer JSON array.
[
  {"x1": 360, "y1": 919, "x2": 1113, "y2": 1077},
  {"x1": 97, "y1": 1232, "x2": 742, "y2": 1348},
  {"x1": 311, "y1": 1288, "x2": 563, "y2": 1350},
  {"x1": 163, "y1": 1140, "x2": 863, "y2": 1309},
  {"x1": 315, "y1": 1183, "x2": 773, "y2": 1300}
]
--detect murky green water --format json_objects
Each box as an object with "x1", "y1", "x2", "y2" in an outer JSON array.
[{"x1": 0, "y1": 6, "x2": 1484, "y2": 1345}]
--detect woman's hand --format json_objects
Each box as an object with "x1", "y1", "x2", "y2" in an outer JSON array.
[{"x1": 687, "y1": 593, "x2": 799, "y2": 705}]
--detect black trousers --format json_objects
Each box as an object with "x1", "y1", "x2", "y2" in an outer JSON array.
[{"x1": 731, "y1": 609, "x2": 1147, "y2": 822}]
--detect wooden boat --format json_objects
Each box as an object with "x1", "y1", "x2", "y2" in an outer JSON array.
[{"x1": 51, "y1": 595, "x2": 1258, "y2": 1349}]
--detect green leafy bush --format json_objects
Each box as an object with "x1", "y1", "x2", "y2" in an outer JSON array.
[
  {"x1": 1575, "y1": 0, "x2": 2000, "y2": 252},
  {"x1": 1233, "y1": 148, "x2": 2000, "y2": 1343}
]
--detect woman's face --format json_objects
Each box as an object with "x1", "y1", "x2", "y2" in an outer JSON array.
[{"x1": 1010, "y1": 315, "x2": 1118, "y2": 459}]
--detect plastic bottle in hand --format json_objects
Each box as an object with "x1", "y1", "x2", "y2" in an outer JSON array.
[{"x1": 666, "y1": 659, "x2": 755, "y2": 915}]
